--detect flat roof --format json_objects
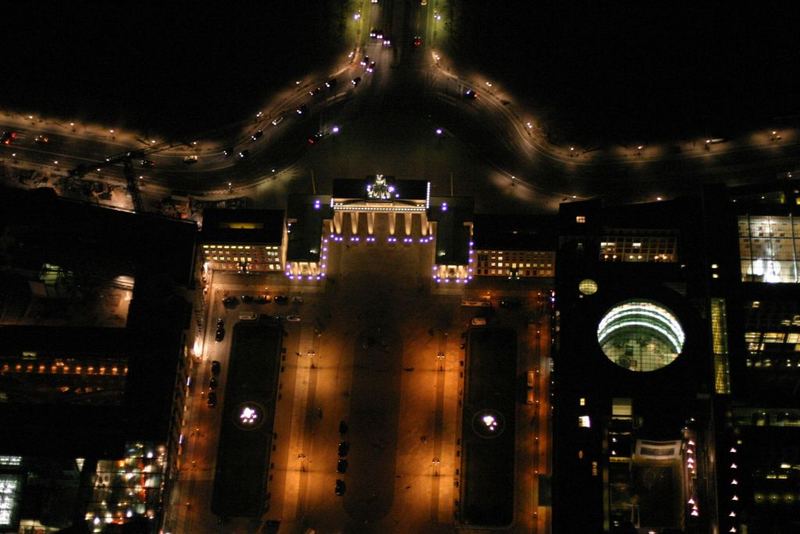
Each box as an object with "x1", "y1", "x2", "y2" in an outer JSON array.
[
  {"x1": 0, "y1": 186, "x2": 197, "y2": 287},
  {"x1": 473, "y1": 213, "x2": 557, "y2": 251},
  {"x1": 428, "y1": 197, "x2": 473, "y2": 266},
  {"x1": 286, "y1": 194, "x2": 331, "y2": 262},
  {"x1": 200, "y1": 208, "x2": 284, "y2": 245}
]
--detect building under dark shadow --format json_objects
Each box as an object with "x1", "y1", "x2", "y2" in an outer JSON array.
[{"x1": 0, "y1": 186, "x2": 197, "y2": 532}]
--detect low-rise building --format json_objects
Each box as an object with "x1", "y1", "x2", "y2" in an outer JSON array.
[{"x1": 200, "y1": 208, "x2": 285, "y2": 273}]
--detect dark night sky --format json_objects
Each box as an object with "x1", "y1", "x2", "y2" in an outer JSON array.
[{"x1": 4, "y1": 2, "x2": 799, "y2": 144}]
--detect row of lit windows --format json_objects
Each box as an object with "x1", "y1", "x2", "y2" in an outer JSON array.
[
  {"x1": 209, "y1": 261, "x2": 282, "y2": 269},
  {"x1": 746, "y1": 358, "x2": 800, "y2": 368},
  {"x1": 476, "y1": 268, "x2": 553, "y2": 277},
  {"x1": 481, "y1": 262, "x2": 552, "y2": 268},
  {"x1": 1, "y1": 362, "x2": 128, "y2": 375},
  {"x1": 599, "y1": 236, "x2": 677, "y2": 263},
  {"x1": 202, "y1": 244, "x2": 279, "y2": 250}
]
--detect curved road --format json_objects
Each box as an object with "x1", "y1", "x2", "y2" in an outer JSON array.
[{"x1": 3, "y1": 0, "x2": 799, "y2": 213}]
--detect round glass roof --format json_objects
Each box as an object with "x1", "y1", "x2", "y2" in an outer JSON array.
[
  {"x1": 579, "y1": 279, "x2": 598, "y2": 295},
  {"x1": 597, "y1": 300, "x2": 685, "y2": 372}
]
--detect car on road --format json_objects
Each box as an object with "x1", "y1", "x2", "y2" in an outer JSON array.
[
  {"x1": 215, "y1": 324, "x2": 225, "y2": 342},
  {"x1": 223, "y1": 147, "x2": 235, "y2": 157},
  {"x1": 140, "y1": 159, "x2": 155, "y2": 168},
  {"x1": 1, "y1": 131, "x2": 18, "y2": 145},
  {"x1": 207, "y1": 391, "x2": 217, "y2": 407},
  {"x1": 338, "y1": 441, "x2": 350, "y2": 457},
  {"x1": 250, "y1": 130, "x2": 263, "y2": 141},
  {"x1": 286, "y1": 315, "x2": 301, "y2": 322},
  {"x1": 337, "y1": 459, "x2": 348, "y2": 473},
  {"x1": 412, "y1": 35, "x2": 423, "y2": 47},
  {"x1": 382, "y1": 36, "x2": 392, "y2": 47},
  {"x1": 223, "y1": 296, "x2": 238, "y2": 307},
  {"x1": 325, "y1": 78, "x2": 337, "y2": 90},
  {"x1": 238, "y1": 150, "x2": 249, "y2": 159},
  {"x1": 274, "y1": 295, "x2": 288, "y2": 305},
  {"x1": 34, "y1": 134, "x2": 49, "y2": 144},
  {"x1": 335, "y1": 479, "x2": 346, "y2": 496},
  {"x1": 217, "y1": 317, "x2": 224, "y2": 327},
  {"x1": 309, "y1": 86, "x2": 323, "y2": 96},
  {"x1": 369, "y1": 28, "x2": 378, "y2": 38},
  {"x1": 271, "y1": 115, "x2": 284, "y2": 126},
  {"x1": 209, "y1": 376, "x2": 218, "y2": 389},
  {"x1": 360, "y1": 55, "x2": 369, "y2": 67},
  {"x1": 296, "y1": 104, "x2": 308, "y2": 116},
  {"x1": 366, "y1": 61, "x2": 376, "y2": 73},
  {"x1": 307, "y1": 131, "x2": 325, "y2": 145},
  {"x1": 211, "y1": 361, "x2": 221, "y2": 375},
  {"x1": 464, "y1": 89, "x2": 477, "y2": 99},
  {"x1": 183, "y1": 155, "x2": 198, "y2": 165},
  {"x1": 351, "y1": 77, "x2": 362, "y2": 87}
]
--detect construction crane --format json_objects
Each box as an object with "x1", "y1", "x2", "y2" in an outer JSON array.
[{"x1": 67, "y1": 145, "x2": 174, "y2": 213}]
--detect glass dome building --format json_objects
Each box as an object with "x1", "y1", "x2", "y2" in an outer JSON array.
[{"x1": 597, "y1": 299, "x2": 685, "y2": 372}]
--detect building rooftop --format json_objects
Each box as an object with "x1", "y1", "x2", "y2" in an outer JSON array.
[
  {"x1": 286, "y1": 194, "x2": 331, "y2": 262},
  {"x1": 472, "y1": 213, "x2": 557, "y2": 251},
  {"x1": 200, "y1": 208, "x2": 284, "y2": 245},
  {"x1": 0, "y1": 186, "x2": 197, "y2": 287},
  {"x1": 428, "y1": 197, "x2": 473, "y2": 266}
]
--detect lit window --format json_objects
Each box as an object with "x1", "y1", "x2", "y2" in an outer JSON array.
[
  {"x1": 576, "y1": 216, "x2": 586, "y2": 223},
  {"x1": 579, "y1": 397, "x2": 586, "y2": 406},
  {"x1": 578, "y1": 415, "x2": 591, "y2": 428}
]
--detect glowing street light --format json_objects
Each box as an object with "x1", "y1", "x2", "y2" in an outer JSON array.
[{"x1": 435, "y1": 127, "x2": 443, "y2": 136}]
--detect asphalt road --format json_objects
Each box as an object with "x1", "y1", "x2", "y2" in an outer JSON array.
[{"x1": 3, "y1": 1, "x2": 799, "y2": 215}]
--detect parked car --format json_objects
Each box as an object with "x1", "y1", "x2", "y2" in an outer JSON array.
[
  {"x1": 209, "y1": 376, "x2": 218, "y2": 389},
  {"x1": 211, "y1": 360, "x2": 221, "y2": 375},
  {"x1": 215, "y1": 325, "x2": 225, "y2": 342},
  {"x1": 223, "y1": 296, "x2": 238, "y2": 307},
  {"x1": 335, "y1": 479, "x2": 346, "y2": 496},
  {"x1": 338, "y1": 441, "x2": 350, "y2": 457},
  {"x1": 337, "y1": 459, "x2": 348, "y2": 473},
  {"x1": 241, "y1": 294, "x2": 254, "y2": 303},
  {"x1": 207, "y1": 391, "x2": 217, "y2": 407},
  {"x1": 274, "y1": 295, "x2": 288, "y2": 305}
]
